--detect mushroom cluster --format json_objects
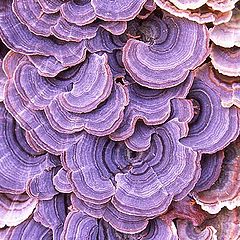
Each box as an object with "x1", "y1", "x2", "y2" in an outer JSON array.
[{"x1": 0, "y1": 0, "x2": 239, "y2": 239}]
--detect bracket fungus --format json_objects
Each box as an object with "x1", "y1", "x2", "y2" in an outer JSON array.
[{"x1": 0, "y1": 0, "x2": 239, "y2": 239}]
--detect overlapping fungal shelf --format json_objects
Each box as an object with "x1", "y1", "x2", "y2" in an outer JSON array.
[{"x1": 0, "y1": 0, "x2": 239, "y2": 239}]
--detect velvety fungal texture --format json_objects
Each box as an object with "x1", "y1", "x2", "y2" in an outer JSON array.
[{"x1": 0, "y1": 0, "x2": 239, "y2": 239}]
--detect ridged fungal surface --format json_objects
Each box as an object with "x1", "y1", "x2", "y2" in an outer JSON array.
[{"x1": 0, "y1": 0, "x2": 239, "y2": 239}]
